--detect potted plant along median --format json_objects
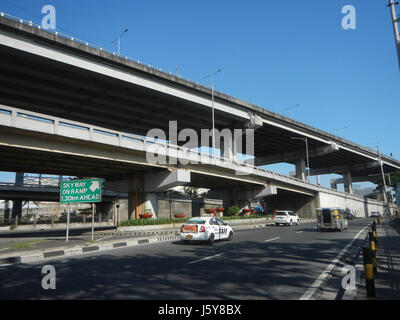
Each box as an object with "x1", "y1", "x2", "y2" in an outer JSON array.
[
  {"x1": 242, "y1": 208, "x2": 251, "y2": 216},
  {"x1": 174, "y1": 213, "x2": 185, "y2": 218},
  {"x1": 139, "y1": 209, "x2": 153, "y2": 219},
  {"x1": 205, "y1": 208, "x2": 217, "y2": 215}
]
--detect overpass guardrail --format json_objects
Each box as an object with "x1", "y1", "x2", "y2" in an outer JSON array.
[{"x1": 0, "y1": 104, "x2": 390, "y2": 206}]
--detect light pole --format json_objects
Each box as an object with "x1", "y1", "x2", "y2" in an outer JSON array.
[
  {"x1": 333, "y1": 126, "x2": 348, "y2": 136},
  {"x1": 203, "y1": 69, "x2": 222, "y2": 157},
  {"x1": 284, "y1": 104, "x2": 300, "y2": 118},
  {"x1": 291, "y1": 136, "x2": 310, "y2": 182},
  {"x1": 388, "y1": 0, "x2": 400, "y2": 70},
  {"x1": 376, "y1": 145, "x2": 388, "y2": 204},
  {"x1": 111, "y1": 28, "x2": 129, "y2": 56}
]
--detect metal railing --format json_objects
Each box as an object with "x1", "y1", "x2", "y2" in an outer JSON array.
[
  {"x1": 1, "y1": 11, "x2": 399, "y2": 170},
  {"x1": 0, "y1": 104, "x2": 388, "y2": 203},
  {"x1": 0, "y1": 11, "x2": 243, "y2": 103},
  {"x1": 0, "y1": 214, "x2": 109, "y2": 227}
]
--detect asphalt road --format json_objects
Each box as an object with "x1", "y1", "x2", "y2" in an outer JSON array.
[{"x1": 0, "y1": 219, "x2": 371, "y2": 300}]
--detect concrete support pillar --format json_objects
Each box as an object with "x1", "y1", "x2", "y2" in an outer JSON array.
[
  {"x1": 4, "y1": 200, "x2": 11, "y2": 220},
  {"x1": 220, "y1": 137, "x2": 235, "y2": 161},
  {"x1": 144, "y1": 193, "x2": 158, "y2": 219},
  {"x1": 343, "y1": 172, "x2": 353, "y2": 194},
  {"x1": 295, "y1": 159, "x2": 306, "y2": 181},
  {"x1": 12, "y1": 172, "x2": 24, "y2": 219},
  {"x1": 330, "y1": 180, "x2": 338, "y2": 190}
]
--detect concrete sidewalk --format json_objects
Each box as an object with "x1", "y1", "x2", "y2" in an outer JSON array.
[{"x1": 355, "y1": 218, "x2": 400, "y2": 300}]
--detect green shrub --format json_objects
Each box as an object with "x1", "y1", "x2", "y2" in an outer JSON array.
[
  {"x1": 225, "y1": 205, "x2": 240, "y2": 216},
  {"x1": 119, "y1": 217, "x2": 189, "y2": 227},
  {"x1": 222, "y1": 215, "x2": 265, "y2": 220}
]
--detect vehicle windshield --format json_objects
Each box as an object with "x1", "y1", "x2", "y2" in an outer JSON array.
[
  {"x1": 187, "y1": 219, "x2": 206, "y2": 224},
  {"x1": 275, "y1": 212, "x2": 287, "y2": 215}
]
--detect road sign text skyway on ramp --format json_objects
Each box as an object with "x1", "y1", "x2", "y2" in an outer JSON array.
[{"x1": 60, "y1": 179, "x2": 102, "y2": 204}]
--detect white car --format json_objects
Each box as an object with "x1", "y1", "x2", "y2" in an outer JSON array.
[
  {"x1": 180, "y1": 217, "x2": 234, "y2": 244},
  {"x1": 274, "y1": 211, "x2": 300, "y2": 226}
]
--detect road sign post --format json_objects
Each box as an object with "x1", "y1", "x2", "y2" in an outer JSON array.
[
  {"x1": 91, "y1": 203, "x2": 96, "y2": 241},
  {"x1": 60, "y1": 179, "x2": 102, "y2": 242},
  {"x1": 66, "y1": 205, "x2": 70, "y2": 243}
]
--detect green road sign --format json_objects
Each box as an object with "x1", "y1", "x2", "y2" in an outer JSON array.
[{"x1": 60, "y1": 179, "x2": 102, "y2": 204}]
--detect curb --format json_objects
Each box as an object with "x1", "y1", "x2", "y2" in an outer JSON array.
[
  {"x1": 0, "y1": 234, "x2": 181, "y2": 266},
  {"x1": 340, "y1": 226, "x2": 370, "y2": 300},
  {"x1": 300, "y1": 222, "x2": 371, "y2": 300}
]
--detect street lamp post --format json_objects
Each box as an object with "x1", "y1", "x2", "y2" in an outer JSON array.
[
  {"x1": 291, "y1": 136, "x2": 310, "y2": 182},
  {"x1": 388, "y1": 0, "x2": 400, "y2": 70},
  {"x1": 111, "y1": 28, "x2": 129, "y2": 56},
  {"x1": 333, "y1": 126, "x2": 348, "y2": 136},
  {"x1": 284, "y1": 104, "x2": 300, "y2": 118},
  {"x1": 203, "y1": 69, "x2": 222, "y2": 157},
  {"x1": 377, "y1": 145, "x2": 388, "y2": 204}
]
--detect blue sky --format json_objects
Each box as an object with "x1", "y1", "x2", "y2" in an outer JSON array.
[{"x1": 0, "y1": 0, "x2": 399, "y2": 189}]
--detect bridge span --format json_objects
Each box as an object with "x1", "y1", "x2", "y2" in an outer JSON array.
[{"x1": 0, "y1": 12, "x2": 398, "y2": 221}]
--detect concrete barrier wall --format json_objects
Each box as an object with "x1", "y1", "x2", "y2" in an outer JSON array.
[
  {"x1": 157, "y1": 199, "x2": 192, "y2": 219},
  {"x1": 317, "y1": 191, "x2": 388, "y2": 217}
]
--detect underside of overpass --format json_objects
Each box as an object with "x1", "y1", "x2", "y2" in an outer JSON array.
[
  {"x1": 0, "y1": 14, "x2": 398, "y2": 222},
  {"x1": 0, "y1": 15, "x2": 398, "y2": 186},
  {"x1": 264, "y1": 189, "x2": 316, "y2": 219}
]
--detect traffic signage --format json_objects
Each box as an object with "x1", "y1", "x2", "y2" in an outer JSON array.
[{"x1": 60, "y1": 179, "x2": 102, "y2": 204}]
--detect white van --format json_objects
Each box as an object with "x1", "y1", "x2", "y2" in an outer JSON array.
[{"x1": 274, "y1": 211, "x2": 300, "y2": 226}]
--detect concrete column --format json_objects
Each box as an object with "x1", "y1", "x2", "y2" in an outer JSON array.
[
  {"x1": 15, "y1": 172, "x2": 24, "y2": 186},
  {"x1": 343, "y1": 172, "x2": 353, "y2": 194},
  {"x1": 220, "y1": 137, "x2": 235, "y2": 161},
  {"x1": 12, "y1": 172, "x2": 24, "y2": 219},
  {"x1": 4, "y1": 200, "x2": 11, "y2": 220},
  {"x1": 144, "y1": 193, "x2": 158, "y2": 218},
  {"x1": 295, "y1": 159, "x2": 306, "y2": 181}
]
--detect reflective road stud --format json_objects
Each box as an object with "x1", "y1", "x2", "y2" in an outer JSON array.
[{"x1": 362, "y1": 247, "x2": 376, "y2": 300}]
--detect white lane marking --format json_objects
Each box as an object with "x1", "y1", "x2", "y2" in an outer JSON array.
[
  {"x1": 296, "y1": 231, "x2": 303, "y2": 234},
  {"x1": 188, "y1": 253, "x2": 225, "y2": 264},
  {"x1": 299, "y1": 224, "x2": 370, "y2": 300},
  {"x1": 264, "y1": 237, "x2": 280, "y2": 242}
]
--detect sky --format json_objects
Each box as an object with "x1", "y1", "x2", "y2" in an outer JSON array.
[{"x1": 0, "y1": 0, "x2": 399, "y2": 190}]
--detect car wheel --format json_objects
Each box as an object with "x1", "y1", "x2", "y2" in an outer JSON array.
[
  {"x1": 275, "y1": 223, "x2": 279, "y2": 226},
  {"x1": 228, "y1": 231, "x2": 233, "y2": 241},
  {"x1": 289, "y1": 220, "x2": 293, "y2": 226},
  {"x1": 208, "y1": 233, "x2": 215, "y2": 245}
]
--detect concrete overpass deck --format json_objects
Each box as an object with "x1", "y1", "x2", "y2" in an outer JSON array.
[
  {"x1": 0, "y1": 103, "x2": 390, "y2": 207},
  {"x1": 0, "y1": 12, "x2": 399, "y2": 183}
]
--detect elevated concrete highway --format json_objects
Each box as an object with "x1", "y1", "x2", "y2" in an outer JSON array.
[
  {"x1": 0, "y1": 104, "x2": 394, "y2": 220},
  {"x1": 0, "y1": 12, "x2": 398, "y2": 220}
]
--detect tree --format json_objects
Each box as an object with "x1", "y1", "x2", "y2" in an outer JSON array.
[{"x1": 375, "y1": 170, "x2": 400, "y2": 189}]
